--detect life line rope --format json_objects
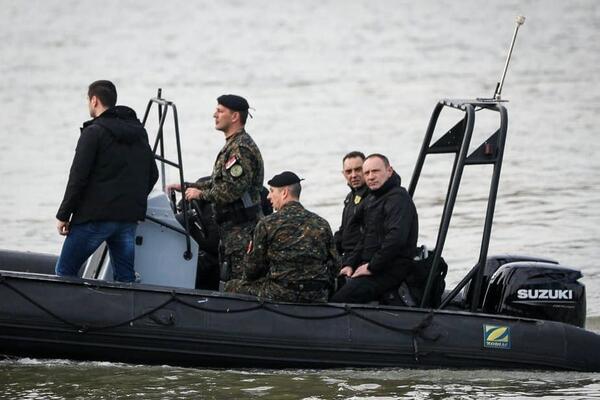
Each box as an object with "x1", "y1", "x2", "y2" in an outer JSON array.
[{"x1": 0, "y1": 275, "x2": 440, "y2": 360}]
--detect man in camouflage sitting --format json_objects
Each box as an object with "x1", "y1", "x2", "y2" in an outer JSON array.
[{"x1": 225, "y1": 171, "x2": 339, "y2": 303}]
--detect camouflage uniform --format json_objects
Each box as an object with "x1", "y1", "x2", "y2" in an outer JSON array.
[
  {"x1": 225, "y1": 201, "x2": 340, "y2": 303},
  {"x1": 190, "y1": 129, "x2": 264, "y2": 280}
]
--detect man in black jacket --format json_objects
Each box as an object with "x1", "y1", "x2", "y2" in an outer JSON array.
[
  {"x1": 330, "y1": 153, "x2": 418, "y2": 304},
  {"x1": 55, "y1": 80, "x2": 158, "y2": 282},
  {"x1": 333, "y1": 151, "x2": 369, "y2": 257}
]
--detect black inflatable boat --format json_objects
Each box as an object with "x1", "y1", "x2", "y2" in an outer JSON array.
[
  {"x1": 2, "y1": 19, "x2": 599, "y2": 370},
  {"x1": 1, "y1": 92, "x2": 599, "y2": 371}
]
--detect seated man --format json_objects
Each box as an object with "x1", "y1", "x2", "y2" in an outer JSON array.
[
  {"x1": 334, "y1": 151, "x2": 369, "y2": 257},
  {"x1": 330, "y1": 153, "x2": 418, "y2": 304},
  {"x1": 334, "y1": 151, "x2": 403, "y2": 258},
  {"x1": 225, "y1": 171, "x2": 339, "y2": 303}
]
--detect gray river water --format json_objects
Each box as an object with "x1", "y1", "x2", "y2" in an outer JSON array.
[{"x1": 1, "y1": 0, "x2": 599, "y2": 398}]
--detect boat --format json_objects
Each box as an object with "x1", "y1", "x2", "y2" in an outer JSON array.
[{"x1": 1, "y1": 18, "x2": 599, "y2": 371}]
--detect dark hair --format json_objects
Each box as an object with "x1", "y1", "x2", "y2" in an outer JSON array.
[
  {"x1": 288, "y1": 182, "x2": 302, "y2": 198},
  {"x1": 343, "y1": 151, "x2": 366, "y2": 163},
  {"x1": 365, "y1": 153, "x2": 390, "y2": 167},
  {"x1": 88, "y1": 80, "x2": 117, "y2": 108},
  {"x1": 238, "y1": 110, "x2": 249, "y2": 125}
]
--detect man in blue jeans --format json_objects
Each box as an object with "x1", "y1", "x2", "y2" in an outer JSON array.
[{"x1": 55, "y1": 80, "x2": 158, "y2": 282}]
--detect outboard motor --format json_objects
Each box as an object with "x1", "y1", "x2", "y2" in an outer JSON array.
[
  {"x1": 464, "y1": 254, "x2": 558, "y2": 309},
  {"x1": 481, "y1": 262, "x2": 586, "y2": 327}
]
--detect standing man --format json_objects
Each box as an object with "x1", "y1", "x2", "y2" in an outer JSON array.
[
  {"x1": 168, "y1": 95, "x2": 264, "y2": 281},
  {"x1": 55, "y1": 80, "x2": 158, "y2": 282},
  {"x1": 333, "y1": 151, "x2": 368, "y2": 257},
  {"x1": 225, "y1": 171, "x2": 338, "y2": 303},
  {"x1": 330, "y1": 154, "x2": 418, "y2": 304}
]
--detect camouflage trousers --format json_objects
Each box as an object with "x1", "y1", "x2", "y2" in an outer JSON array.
[
  {"x1": 224, "y1": 277, "x2": 329, "y2": 303},
  {"x1": 219, "y1": 221, "x2": 255, "y2": 281}
]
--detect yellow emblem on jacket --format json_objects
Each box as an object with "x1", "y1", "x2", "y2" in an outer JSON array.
[{"x1": 354, "y1": 195, "x2": 362, "y2": 205}]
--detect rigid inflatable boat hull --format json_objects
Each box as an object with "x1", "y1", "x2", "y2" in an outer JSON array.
[{"x1": 1, "y1": 270, "x2": 598, "y2": 371}]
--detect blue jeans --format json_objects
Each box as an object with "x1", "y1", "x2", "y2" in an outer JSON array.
[{"x1": 55, "y1": 221, "x2": 137, "y2": 282}]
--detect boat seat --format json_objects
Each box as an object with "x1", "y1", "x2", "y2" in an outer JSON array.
[
  {"x1": 379, "y1": 246, "x2": 448, "y2": 308},
  {"x1": 380, "y1": 282, "x2": 418, "y2": 307}
]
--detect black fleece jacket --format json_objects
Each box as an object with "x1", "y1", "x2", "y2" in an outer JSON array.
[
  {"x1": 334, "y1": 171, "x2": 402, "y2": 256},
  {"x1": 343, "y1": 175, "x2": 418, "y2": 279},
  {"x1": 56, "y1": 106, "x2": 159, "y2": 224}
]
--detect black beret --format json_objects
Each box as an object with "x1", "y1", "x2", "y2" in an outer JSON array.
[
  {"x1": 267, "y1": 171, "x2": 304, "y2": 188},
  {"x1": 217, "y1": 94, "x2": 249, "y2": 112}
]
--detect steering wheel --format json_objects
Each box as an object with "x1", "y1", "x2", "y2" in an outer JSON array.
[
  {"x1": 173, "y1": 195, "x2": 207, "y2": 242},
  {"x1": 168, "y1": 182, "x2": 209, "y2": 242}
]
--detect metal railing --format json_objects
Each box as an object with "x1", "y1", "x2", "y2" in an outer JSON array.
[{"x1": 141, "y1": 90, "x2": 192, "y2": 260}]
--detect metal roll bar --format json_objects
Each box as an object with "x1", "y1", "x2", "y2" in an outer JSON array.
[
  {"x1": 141, "y1": 90, "x2": 192, "y2": 260},
  {"x1": 409, "y1": 99, "x2": 508, "y2": 310}
]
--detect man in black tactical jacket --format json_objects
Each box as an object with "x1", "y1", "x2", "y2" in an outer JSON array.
[
  {"x1": 55, "y1": 80, "x2": 158, "y2": 282},
  {"x1": 330, "y1": 153, "x2": 418, "y2": 304},
  {"x1": 333, "y1": 151, "x2": 369, "y2": 257}
]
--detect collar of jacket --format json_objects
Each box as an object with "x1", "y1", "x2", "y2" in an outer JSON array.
[
  {"x1": 82, "y1": 106, "x2": 137, "y2": 128},
  {"x1": 370, "y1": 176, "x2": 397, "y2": 197},
  {"x1": 226, "y1": 128, "x2": 246, "y2": 143},
  {"x1": 349, "y1": 184, "x2": 368, "y2": 196},
  {"x1": 279, "y1": 200, "x2": 303, "y2": 212}
]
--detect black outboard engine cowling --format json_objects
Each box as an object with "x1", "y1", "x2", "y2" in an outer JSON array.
[
  {"x1": 464, "y1": 254, "x2": 558, "y2": 309},
  {"x1": 482, "y1": 262, "x2": 586, "y2": 327}
]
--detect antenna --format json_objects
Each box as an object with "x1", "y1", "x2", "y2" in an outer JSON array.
[{"x1": 493, "y1": 16, "x2": 526, "y2": 100}]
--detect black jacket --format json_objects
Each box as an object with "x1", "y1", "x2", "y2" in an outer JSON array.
[
  {"x1": 333, "y1": 172, "x2": 402, "y2": 256},
  {"x1": 343, "y1": 176, "x2": 418, "y2": 280},
  {"x1": 56, "y1": 106, "x2": 159, "y2": 224},
  {"x1": 333, "y1": 184, "x2": 369, "y2": 256}
]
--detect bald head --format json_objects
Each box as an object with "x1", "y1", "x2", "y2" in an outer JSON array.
[{"x1": 363, "y1": 155, "x2": 393, "y2": 190}]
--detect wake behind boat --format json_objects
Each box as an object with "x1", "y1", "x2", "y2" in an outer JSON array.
[{"x1": 1, "y1": 17, "x2": 599, "y2": 371}]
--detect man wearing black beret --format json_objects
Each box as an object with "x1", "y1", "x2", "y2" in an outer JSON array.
[
  {"x1": 225, "y1": 171, "x2": 339, "y2": 303},
  {"x1": 166, "y1": 94, "x2": 264, "y2": 282}
]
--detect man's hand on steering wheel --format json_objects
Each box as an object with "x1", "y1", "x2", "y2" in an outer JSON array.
[{"x1": 185, "y1": 187, "x2": 202, "y2": 201}]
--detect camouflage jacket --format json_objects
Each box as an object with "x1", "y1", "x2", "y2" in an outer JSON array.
[
  {"x1": 191, "y1": 129, "x2": 264, "y2": 208},
  {"x1": 245, "y1": 201, "x2": 340, "y2": 285}
]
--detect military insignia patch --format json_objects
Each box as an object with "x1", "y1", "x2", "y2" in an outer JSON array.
[
  {"x1": 230, "y1": 164, "x2": 243, "y2": 177},
  {"x1": 354, "y1": 195, "x2": 362, "y2": 205},
  {"x1": 225, "y1": 155, "x2": 238, "y2": 169}
]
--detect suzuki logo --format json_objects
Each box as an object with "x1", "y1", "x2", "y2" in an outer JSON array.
[{"x1": 516, "y1": 289, "x2": 573, "y2": 300}]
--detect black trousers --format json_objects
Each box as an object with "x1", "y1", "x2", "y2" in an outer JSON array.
[{"x1": 330, "y1": 273, "x2": 403, "y2": 304}]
